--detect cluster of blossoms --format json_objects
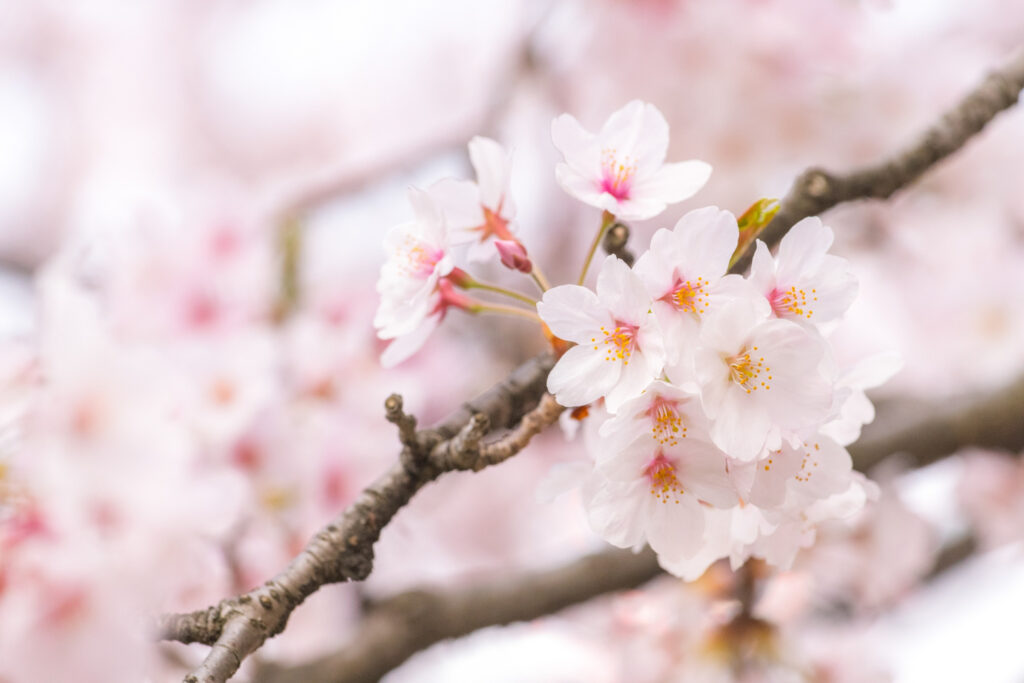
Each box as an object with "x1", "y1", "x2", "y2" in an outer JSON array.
[{"x1": 377, "y1": 100, "x2": 892, "y2": 580}]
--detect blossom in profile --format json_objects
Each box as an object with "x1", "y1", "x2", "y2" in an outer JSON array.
[
  {"x1": 551, "y1": 100, "x2": 710, "y2": 220},
  {"x1": 538, "y1": 255, "x2": 664, "y2": 412},
  {"x1": 748, "y1": 217, "x2": 858, "y2": 327},
  {"x1": 429, "y1": 136, "x2": 517, "y2": 261},
  {"x1": 373, "y1": 188, "x2": 456, "y2": 367}
]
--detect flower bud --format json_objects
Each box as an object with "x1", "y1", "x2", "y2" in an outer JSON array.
[{"x1": 495, "y1": 240, "x2": 532, "y2": 273}]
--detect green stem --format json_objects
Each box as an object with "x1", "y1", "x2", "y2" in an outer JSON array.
[
  {"x1": 530, "y1": 264, "x2": 551, "y2": 293},
  {"x1": 577, "y1": 211, "x2": 616, "y2": 286},
  {"x1": 466, "y1": 280, "x2": 538, "y2": 306},
  {"x1": 472, "y1": 302, "x2": 543, "y2": 323}
]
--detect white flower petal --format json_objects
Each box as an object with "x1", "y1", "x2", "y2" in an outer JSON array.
[
  {"x1": 428, "y1": 178, "x2": 484, "y2": 236},
  {"x1": 633, "y1": 160, "x2": 711, "y2": 205},
  {"x1": 468, "y1": 136, "x2": 512, "y2": 213},
  {"x1": 547, "y1": 344, "x2": 621, "y2": 407},
  {"x1": 537, "y1": 285, "x2": 611, "y2": 343},
  {"x1": 601, "y1": 100, "x2": 669, "y2": 171},
  {"x1": 552, "y1": 113, "x2": 599, "y2": 174},
  {"x1": 379, "y1": 313, "x2": 441, "y2": 368}
]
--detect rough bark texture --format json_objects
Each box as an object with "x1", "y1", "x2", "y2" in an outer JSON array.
[
  {"x1": 162, "y1": 355, "x2": 556, "y2": 682},
  {"x1": 255, "y1": 548, "x2": 661, "y2": 683}
]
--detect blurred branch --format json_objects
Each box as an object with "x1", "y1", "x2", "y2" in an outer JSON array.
[
  {"x1": 254, "y1": 547, "x2": 660, "y2": 683},
  {"x1": 850, "y1": 371, "x2": 1024, "y2": 472},
  {"x1": 161, "y1": 51, "x2": 1024, "y2": 683},
  {"x1": 732, "y1": 50, "x2": 1024, "y2": 273},
  {"x1": 277, "y1": 20, "x2": 546, "y2": 223},
  {"x1": 271, "y1": 216, "x2": 303, "y2": 322}
]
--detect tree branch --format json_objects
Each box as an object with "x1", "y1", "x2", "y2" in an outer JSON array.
[
  {"x1": 248, "y1": 371, "x2": 1024, "y2": 683},
  {"x1": 731, "y1": 50, "x2": 1024, "y2": 273},
  {"x1": 161, "y1": 50, "x2": 1024, "y2": 682},
  {"x1": 850, "y1": 371, "x2": 1024, "y2": 472},
  {"x1": 254, "y1": 547, "x2": 660, "y2": 683},
  {"x1": 160, "y1": 355, "x2": 554, "y2": 682}
]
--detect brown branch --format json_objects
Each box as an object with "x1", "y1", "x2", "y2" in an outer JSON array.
[
  {"x1": 256, "y1": 372, "x2": 1024, "y2": 683},
  {"x1": 731, "y1": 50, "x2": 1024, "y2": 273},
  {"x1": 253, "y1": 547, "x2": 660, "y2": 683},
  {"x1": 850, "y1": 371, "x2": 1024, "y2": 473},
  {"x1": 161, "y1": 51, "x2": 1024, "y2": 683},
  {"x1": 161, "y1": 354, "x2": 554, "y2": 683}
]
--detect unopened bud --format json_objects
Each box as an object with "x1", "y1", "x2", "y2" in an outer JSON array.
[
  {"x1": 446, "y1": 267, "x2": 474, "y2": 288},
  {"x1": 495, "y1": 240, "x2": 532, "y2": 273}
]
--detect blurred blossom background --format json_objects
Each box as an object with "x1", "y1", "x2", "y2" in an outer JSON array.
[{"x1": 2, "y1": 0, "x2": 1024, "y2": 681}]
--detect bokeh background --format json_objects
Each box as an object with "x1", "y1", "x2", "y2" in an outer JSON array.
[{"x1": 2, "y1": 1, "x2": 1024, "y2": 681}]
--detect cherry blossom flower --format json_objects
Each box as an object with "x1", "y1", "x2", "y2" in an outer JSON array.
[
  {"x1": 551, "y1": 100, "x2": 711, "y2": 220},
  {"x1": 597, "y1": 380, "x2": 706, "y2": 451},
  {"x1": 748, "y1": 217, "x2": 858, "y2": 328},
  {"x1": 572, "y1": 383, "x2": 736, "y2": 569},
  {"x1": 538, "y1": 255, "x2": 665, "y2": 412},
  {"x1": 746, "y1": 434, "x2": 854, "y2": 512},
  {"x1": 373, "y1": 188, "x2": 456, "y2": 367},
  {"x1": 684, "y1": 297, "x2": 833, "y2": 461},
  {"x1": 428, "y1": 136, "x2": 517, "y2": 261},
  {"x1": 633, "y1": 206, "x2": 752, "y2": 366}
]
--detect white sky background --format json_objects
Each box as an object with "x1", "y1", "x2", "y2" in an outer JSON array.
[{"x1": 0, "y1": 0, "x2": 1022, "y2": 680}]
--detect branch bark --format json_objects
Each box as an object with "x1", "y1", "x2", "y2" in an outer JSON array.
[
  {"x1": 248, "y1": 370, "x2": 1024, "y2": 683},
  {"x1": 731, "y1": 50, "x2": 1024, "y2": 273},
  {"x1": 160, "y1": 355, "x2": 554, "y2": 682},
  {"x1": 161, "y1": 50, "x2": 1024, "y2": 683},
  {"x1": 254, "y1": 547, "x2": 660, "y2": 683},
  {"x1": 850, "y1": 372, "x2": 1024, "y2": 472}
]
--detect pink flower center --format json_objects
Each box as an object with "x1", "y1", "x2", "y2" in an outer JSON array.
[
  {"x1": 768, "y1": 285, "x2": 817, "y2": 320},
  {"x1": 645, "y1": 397, "x2": 687, "y2": 447},
  {"x1": 600, "y1": 148, "x2": 637, "y2": 200},
  {"x1": 644, "y1": 451, "x2": 684, "y2": 504},
  {"x1": 728, "y1": 345, "x2": 772, "y2": 395},
  {"x1": 591, "y1": 321, "x2": 639, "y2": 364},
  {"x1": 661, "y1": 276, "x2": 710, "y2": 316},
  {"x1": 398, "y1": 236, "x2": 445, "y2": 279}
]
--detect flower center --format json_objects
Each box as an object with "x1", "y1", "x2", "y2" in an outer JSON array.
[
  {"x1": 476, "y1": 204, "x2": 515, "y2": 242},
  {"x1": 769, "y1": 285, "x2": 817, "y2": 320},
  {"x1": 398, "y1": 236, "x2": 444, "y2": 279},
  {"x1": 662, "y1": 276, "x2": 710, "y2": 316},
  {"x1": 599, "y1": 148, "x2": 637, "y2": 200},
  {"x1": 646, "y1": 397, "x2": 687, "y2": 447},
  {"x1": 644, "y1": 452, "x2": 684, "y2": 504},
  {"x1": 592, "y1": 321, "x2": 639, "y2": 365},
  {"x1": 728, "y1": 346, "x2": 772, "y2": 394}
]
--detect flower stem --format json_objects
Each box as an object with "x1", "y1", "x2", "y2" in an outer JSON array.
[
  {"x1": 466, "y1": 280, "x2": 538, "y2": 306},
  {"x1": 577, "y1": 211, "x2": 616, "y2": 286},
  {"x1": 472, "y1": 302, "x2": 542, "y2": 323},
  {"x1": 529, "y1": 264, "x2": 551, "y2": 293}
]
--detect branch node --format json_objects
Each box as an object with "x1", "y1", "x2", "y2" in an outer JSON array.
[
  {"x1": 384, "y1": 393, "x2": 419, "y2": 448},
  {"x1": 602, "y1": 222, "x2": 635, "y2": 266}
]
